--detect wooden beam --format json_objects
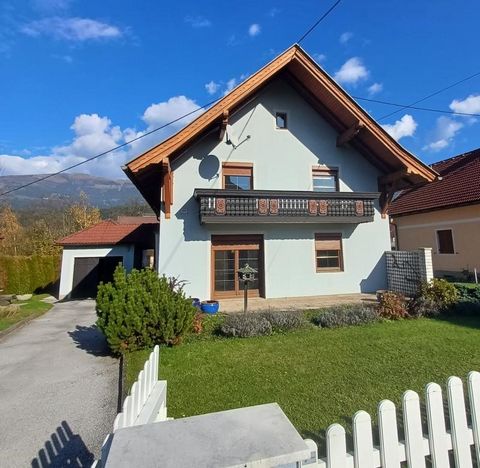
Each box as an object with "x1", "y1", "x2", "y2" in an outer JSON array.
[
  {"x1": 378, "y1": 168, "x2": 413, "y2": 186},
  {"x1": 336, "y1": 121, "x2": 365, "y2": 147},
  {"x1": 162, "y1": 160, "x2": 173, "y2": 219},
  {"x1": 219, "y1": 110, "x2": 229, "y2": 141}
]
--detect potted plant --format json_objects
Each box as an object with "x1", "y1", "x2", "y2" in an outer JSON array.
[{"x1": 200, "y1": 300, "x2": 219, "y2": 314}]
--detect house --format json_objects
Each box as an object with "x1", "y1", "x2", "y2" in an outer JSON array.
[
  {"x1": 57, "y1": 216, "x2": 157, "y2": 299},
  {"x1": 123, "y1": 45, "x2": 436, "y2": 301},
  {"x1": 389, "y1": 149, "x2": 480, "y2": 280}
]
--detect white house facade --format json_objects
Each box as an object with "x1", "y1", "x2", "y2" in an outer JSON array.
[{"x1": 125, "y1": 45, "x2": 437, "y2": 301}]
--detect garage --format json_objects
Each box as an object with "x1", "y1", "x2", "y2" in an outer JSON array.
[
  {"x1": 71, "y1": 256, "x2": 123, "y2": 299},
  {"x1": 57, "y1": 217, "x2": 158, "y2": 300}
]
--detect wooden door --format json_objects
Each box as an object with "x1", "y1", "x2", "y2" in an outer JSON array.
[{"x1": 211, "y1": 235, "x2": 263, "y2": 299}]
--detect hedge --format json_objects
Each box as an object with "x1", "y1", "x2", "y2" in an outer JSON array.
[{"x1": 0, "y1": 255, "x2": 61, "y2": 294}]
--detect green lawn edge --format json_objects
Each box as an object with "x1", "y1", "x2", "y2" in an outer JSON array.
[{"x1": 0, "y1": 294, "x2": 53, "y2": 332}]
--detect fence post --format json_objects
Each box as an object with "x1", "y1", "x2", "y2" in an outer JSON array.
[{"x1": 418, "y1": 248, "x2": 433, "y2": 283}]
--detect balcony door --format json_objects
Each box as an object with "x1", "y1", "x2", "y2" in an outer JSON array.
[{"x1": 211, "y1": 235, "x2": 263, "y2": 299}]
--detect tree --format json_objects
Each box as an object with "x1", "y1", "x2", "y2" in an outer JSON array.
[
  {"x1": 64, "y1": 192, "x2": 101, "y2": 233},
  {"x1": 0, "y1": 205, "x2": 23, "y2": 256},
  {"x1": 27, "y1": 219, "x2": 62, "y2": 256}
]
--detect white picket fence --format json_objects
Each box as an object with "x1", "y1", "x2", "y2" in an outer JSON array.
[
  {"x1": 113, "y1": 344, "x2": 168, "y2": 430},
  {"x1": 302, "y1": 371, "x2": 480, "y2": 468},
  {"x1": 92, "y1": 345, "x2": 168, "y2": 468}
]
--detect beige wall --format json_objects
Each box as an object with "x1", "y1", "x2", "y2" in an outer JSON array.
[{"x1": 393, "y1": 204, "x2": 480, "y2": 274}]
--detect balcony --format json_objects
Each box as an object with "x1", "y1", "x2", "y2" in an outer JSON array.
[{"x1": 194, "y1": 189, "x2": 379, "y2": 224}]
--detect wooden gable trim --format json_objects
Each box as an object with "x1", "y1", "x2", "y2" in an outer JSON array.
[{"x1": 162, "y1": 160, "x2": 173, "y2": 219}]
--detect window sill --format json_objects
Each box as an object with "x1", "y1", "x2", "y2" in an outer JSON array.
[{"x1": 316, "y1": 268, "x2": 344, "y2": 273}]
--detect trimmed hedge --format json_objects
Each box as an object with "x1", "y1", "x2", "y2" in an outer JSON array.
[{"x1": 0, "y1": 255, "x2": 60, "y2": 294}]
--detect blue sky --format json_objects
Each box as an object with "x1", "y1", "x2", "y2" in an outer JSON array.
[{"x1": 1, "y1": 0, "x2": 479, "y2": 178}]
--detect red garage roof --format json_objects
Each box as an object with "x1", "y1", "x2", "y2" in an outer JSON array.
[
  {"x1": 57, "y1": 216, "x2": 158, "y2": 246},
  {"x1": 389, "y1": 148, "x2": 480, "y2": 216}
]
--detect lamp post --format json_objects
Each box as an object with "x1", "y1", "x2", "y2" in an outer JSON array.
[{"x1": 237, "y1": 263, "x2": 258, "y2": 314}]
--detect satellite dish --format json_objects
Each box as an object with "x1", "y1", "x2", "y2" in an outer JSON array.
[{"x1": 225, "y1": 124, "x2": 239, "y2": 148}]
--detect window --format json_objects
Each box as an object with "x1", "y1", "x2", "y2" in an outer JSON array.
[
  {"x1": 437, "y1": 229, "x2": 455, "y2": 254},
  {"x1": 222, "y1": 163, "x2": 253, "y2": 190},
  {"x1": 275, "y1": 112, "x2": 287, "y2": 129},
  {"x1": 312, "y1": 167, "x2": 338, "y2": 192},
  {"x1": 315, "y1": 233, "x2": 343, "y2": 271}
]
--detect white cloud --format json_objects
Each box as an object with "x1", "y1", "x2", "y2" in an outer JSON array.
[
  {"x1": 0, "y1": 96, "x2": 201, "y2": 178},
  {"x1": 423, "y1": 116, "x2": 463, "y2": 152},
  {"x1": 334, "y1": 57, "x2": 369, "y2": 85},
  {"x1": 449, "y1": 94, "x2": 480, "y2": 115},
  {"x1": 224, "y1": 78, "x2": 237, "y2": 95},
  {"x1": 268, "y1": 8, "x2": 281, "y2": 17},
  {"x1": 381, "y1": 114, "x2": 417, "y2": 141},
  {"x1": 313, "y1": 53, "x2": 326, "y2": 63},
  {"x1": 21, "y1": 17, "x2": 123, "y2": 41},
  {"x1": 184, "y1": 16, "x2": 211, "y2": 28},
  {"x1": 367, "y1": 82, "x2": 383, "y2": 96},
  {"x1": 205, "y1": 80, "x2": 220, "y2": 95},
  {"x1": 248, "y1": 24, "x2": 261, "y2": 37},
  {"x1": 339, "y1": 32, "x2": 353, "y2": 44}
]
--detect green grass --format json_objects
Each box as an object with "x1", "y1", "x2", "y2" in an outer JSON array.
[
  {"x1": 125, "y1": 316, "x2": 480, "y2": 444},
  {"x1": 0, "y1": 294, "x2": 53, "y2": 332}
]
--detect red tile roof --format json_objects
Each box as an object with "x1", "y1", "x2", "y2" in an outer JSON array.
[
  {"x1": 57, "y1": 216, "x2": 158, "y2": 246},
  {"x1": 389, "y1": 148, "x2": 480, "y2": 216}
]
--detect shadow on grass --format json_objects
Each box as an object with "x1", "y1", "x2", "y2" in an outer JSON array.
[{"x1": 31, "y1": 421, "x2": 93, "y2": 468}]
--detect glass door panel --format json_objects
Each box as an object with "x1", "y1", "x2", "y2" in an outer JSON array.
[{"x1": 214, "y1": 250, "x2": 236, "y2": 293}]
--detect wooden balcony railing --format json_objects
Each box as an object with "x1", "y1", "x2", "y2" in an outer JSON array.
[{"x1": 194, "y1": 189, "x2": 379, "y2": 224}]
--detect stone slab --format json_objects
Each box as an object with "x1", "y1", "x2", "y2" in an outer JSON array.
[{"x1": 104, "y1": 403, "x2": 310, "y2": 468}]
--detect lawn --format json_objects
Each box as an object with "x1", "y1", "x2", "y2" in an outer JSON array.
[
  {"x1": 125, "y1": 315, "x2": 480, "y2": 444},
  {"x1": 0, "y1": 294, "x2": 53, "y2": 332}
]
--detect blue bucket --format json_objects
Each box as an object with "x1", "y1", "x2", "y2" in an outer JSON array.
[{"x1": 201, "y1": 301, "x2": 219, "y2": 314}]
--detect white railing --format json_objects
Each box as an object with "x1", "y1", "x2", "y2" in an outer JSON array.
[
  {"x1": 302, "y1": 371, "x2": 480, "y2": 468},
  {"x1": 113, "y1": 344, "x2": 167, "y2": 431},
  {"x1": 92, "y1": 345, "x2": 168, "y2": 467}
]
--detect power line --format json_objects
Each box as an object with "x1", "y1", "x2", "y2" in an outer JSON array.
[
  {"x1": 0, "y1": 98, "x2": 222, "y2": 197},
  {"x1": 297, "y1": 0, "x2": 342, "y2": 43},
  {"x1": 1, "y1": 4, "x2": 344, "y2": 198},
  {"x1": 376, "y1": 71, "x2": 480, "y2": 121},
  {"x1": 353, "y1": 95, "x2": 480, "y2": 118}
]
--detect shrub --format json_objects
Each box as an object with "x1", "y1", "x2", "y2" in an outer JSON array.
[
  {"x1": 311, "y1": 304, "x2": 380, "y2": 328},
  {"x1": 377, "y1": 292, "x2": 408, "y2": 320},
  {"x1": 258, "y1": 311, "x2": 306, "y2": 332},
  {"x1": 454, "y1": 283, "x2": 480, "y2": 303},
  {"x1": 409, "y1": 278, "x2": 458, "y2": 317},
  {"x1": 96, "y1": 266, "x2": 196, "y2": 354},
  {"x1": 220, "y1": 313, "x2": 272, "y2": 338},
  {"x1": 0, "y1": 255, "x2": 60, "y2": 294}
]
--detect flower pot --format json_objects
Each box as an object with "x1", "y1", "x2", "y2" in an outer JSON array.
[
  {"x1": 200, "y1": 300, "x2": 219, "y2": 314},
  {"x1": 191, "y1": 298, "x2": 201, "y2": 309}
]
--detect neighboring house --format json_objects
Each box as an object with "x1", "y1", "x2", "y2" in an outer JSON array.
[
  {"x1": 123, "y1": 45, "x2": 436, "y2": 301},
  {"x1": 390, "y1": 149, "x2": 480, "y2": 279},
  {"x1": 57, "y1": 216, "x2": 157, "y2": 299}
]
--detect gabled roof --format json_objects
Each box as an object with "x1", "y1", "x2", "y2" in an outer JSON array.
[
  {"x1": 124, "y1": 44, "x2": 437, "y2": 214},
  {"x1": 389, "y1": 148, "x2": 480, "y2": 216},
  {"x1": 57, "y1": 216, "x2": 158, "y2": 246}
]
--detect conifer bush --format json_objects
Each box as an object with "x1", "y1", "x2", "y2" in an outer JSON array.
[{"x1": 96, "y1": 265, "x2": 195, "y2": 354}]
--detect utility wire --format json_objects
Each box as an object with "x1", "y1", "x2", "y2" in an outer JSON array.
[
  {"x1": 0, "y1": 98, "x2": 221, "y2": 197},
  {"x1": 353, "y1": 95, "x2": 480, "y2": 118},
  {"x1": 376, "y1": 71, "x2": 480, "y2": 121},
  {"x1": 1, "y1": 3, "x2": 344, "y2": 198},
  {"x1": 297, "y1": 0, "x2": 342, "y2": 43}
]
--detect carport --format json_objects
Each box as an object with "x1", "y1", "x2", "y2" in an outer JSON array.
[{"x1": 57, "y1": 216, "x2": 157, "y2": 299}]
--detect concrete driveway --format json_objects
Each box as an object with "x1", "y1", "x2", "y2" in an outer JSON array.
[{"x1": 0, "y1": 300, "x2": 119, "y2": 467}]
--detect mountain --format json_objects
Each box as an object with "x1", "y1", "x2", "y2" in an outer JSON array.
[{"x1": 0, "y1": 173, "x2": 144, "y2": 209}]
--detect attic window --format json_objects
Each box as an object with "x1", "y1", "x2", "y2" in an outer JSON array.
[{"x1": 275, "y1": 112, "x2": 287, "y2": 129}]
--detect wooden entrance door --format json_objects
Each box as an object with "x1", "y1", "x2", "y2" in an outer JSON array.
[{"x1": 211, "y1": 235, "x2": 263, "y2": 299}]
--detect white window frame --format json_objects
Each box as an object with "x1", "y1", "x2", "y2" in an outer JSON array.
[{"x1": 435, "y1": 228, "x2": 456, "y2": 255}]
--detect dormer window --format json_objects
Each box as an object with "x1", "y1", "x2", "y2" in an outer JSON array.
[
  {"x1": 312, "y1": 167, "x2": 339, "y2": 192},
  {"x1": 275, "y1": 112, "x2": 288, "y2": 129},
  {"x1": 222, "y1": 162, "x2": 253, "y2": 190}
]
